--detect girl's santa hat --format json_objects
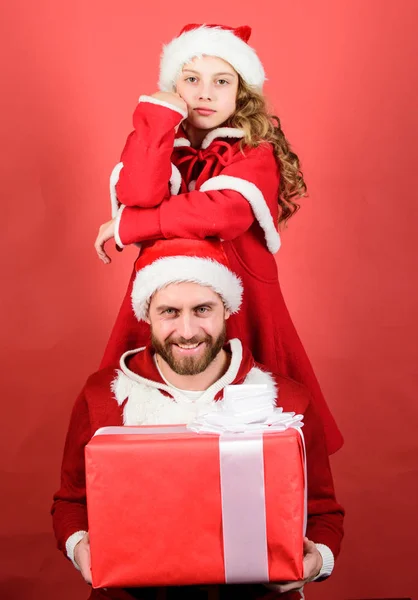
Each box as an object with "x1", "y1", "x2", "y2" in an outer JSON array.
[
  {"x1": 131, "y1": 238, "x2": 243, "y2": 321},
  {"x1": 159, "y1": 24, "x2": 266, "y2": 92}
]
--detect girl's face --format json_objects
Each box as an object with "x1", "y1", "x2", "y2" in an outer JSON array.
[{"x1": 176, "y1": 55, "x2": 239, "y2": 132}]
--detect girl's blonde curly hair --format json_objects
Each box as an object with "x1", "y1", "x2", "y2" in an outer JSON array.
[{"x1": 228, "y1": 77, "x2": 307, "y2": 225}]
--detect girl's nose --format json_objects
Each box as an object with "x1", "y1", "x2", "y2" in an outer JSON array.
[{"x1": 198, "y1": 81, "x2": 212, "y2": 101}]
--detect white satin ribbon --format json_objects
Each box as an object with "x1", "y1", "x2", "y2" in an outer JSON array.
[
  {"x1": 218, "y1": 432, "x2": 269, "y2": 582},
  {"x1": 187, "y1": 383, "x2": 306, "y2": 583}
]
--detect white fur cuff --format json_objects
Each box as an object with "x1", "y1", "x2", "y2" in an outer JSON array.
[
  {"x1": 313, "y1": 543, "x2": 335, "y2": 579},
  {"x1": 109, "y1": 162, "x2": 124, "y2": 218},
  {"x1": 65, "y1": 530, "x2": 88, "y2": 570},
  {"x1": 139, "y1": 95, "x2": 188, "y2": 120},
  {"x1": 114, "y1": 205, "x2": 125, "y2": 249}
]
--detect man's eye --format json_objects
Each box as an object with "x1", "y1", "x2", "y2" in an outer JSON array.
[
  {"x1": 163, "y1": 308, "x2": 177, "y2": 316},
  {"x1": 196, "y1": 307, "x2": 209, "y2": 314}
]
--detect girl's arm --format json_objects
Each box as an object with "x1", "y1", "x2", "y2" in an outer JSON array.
[
  {"x1": 114, "y1": 96, "x2": 187, "y2": 210},
  {"x1": 116, "y1": 143, "x2": 281, "y2": 253},
  {"x1": 116, "y1": 189, "x2": 254, "y2": 246}
]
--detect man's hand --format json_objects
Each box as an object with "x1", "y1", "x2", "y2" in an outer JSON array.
[
  {"x1": 94, "y1": 218, "x2": 116, "y2": 264},
  {"x1": 264, "y1": 537, "x2": 323, "y2": 594},
  {"x1": 74, "y1": 532, "x2": 92, "y2": 584},
  {"x1": 151, "y1": 91, "x2": 188, "y2": 115}
]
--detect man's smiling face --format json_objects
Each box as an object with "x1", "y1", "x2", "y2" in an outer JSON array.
[{"x1": 148, "y1": 281, "x2": 229, "y2": 375}]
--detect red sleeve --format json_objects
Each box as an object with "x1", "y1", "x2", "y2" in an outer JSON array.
[
  {"x1": 116, "y1": 97, "x2": 186, "y2": 209},
  {"x1": 51, "y1": 388, "x2": 91, "y2": 555},
  {"x1": 117, "y1": 143, "x2": 280, "y2": 249},
  {"x1": 303, "y1": 402, "x2": 345, "y2": 558}
]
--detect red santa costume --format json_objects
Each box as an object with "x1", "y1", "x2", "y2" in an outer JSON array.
[
  {"x1": 53, "y1": 240, "x2": 344, "y2": 600},
  {"x1": 101, "y1": 24, "x2": 343, "y2": 456}
]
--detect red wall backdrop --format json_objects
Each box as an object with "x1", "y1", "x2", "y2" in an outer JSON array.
[{"x1": 1, "y1": 1, "x2": 417, "y2": 599}]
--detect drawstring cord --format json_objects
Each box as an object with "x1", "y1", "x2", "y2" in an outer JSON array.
[{"x1": 175, "y1": 141, "x2": 233, "y2": 182}]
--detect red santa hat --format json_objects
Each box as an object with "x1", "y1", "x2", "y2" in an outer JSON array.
[
  {"x1": 159, "y1": 24, "x2": 266, "y2": 92},
  {"x1": 131, "y1": 239, "x2": 243, "y2": 321}
]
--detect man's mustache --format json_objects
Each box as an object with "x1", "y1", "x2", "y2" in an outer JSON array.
[{"x1": 166, "y1": 335, "x2": 211, "y2": 346}]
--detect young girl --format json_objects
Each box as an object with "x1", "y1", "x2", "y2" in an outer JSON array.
[{"x1": 94, "y1": 23, "x2": 343, "y2": 455}]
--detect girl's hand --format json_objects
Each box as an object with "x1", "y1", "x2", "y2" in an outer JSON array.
[
  {"x1": 94, "y1": 218, "x2": 116, "y2": 264},
  {"x1": 151, "y1": 91, "x2": 188, "y2": 115}
]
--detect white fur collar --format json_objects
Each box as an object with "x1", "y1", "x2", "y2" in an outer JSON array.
[
  {"x1": 173, "y1": 127, "x2": 244, "y2": 151},
  {"x1": 173, "y1": 137, "x2": 191, "y2": 148},
  {"x1": 112, "y1": 340, "x2": 277, "y2": 426},
  {"x1": 200, "y1": 127, "x2": 245, "y2": 150}
]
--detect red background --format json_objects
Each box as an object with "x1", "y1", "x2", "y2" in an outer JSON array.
[{"x1": 1, "y1": 1, "x2": 417, "y2": 599}]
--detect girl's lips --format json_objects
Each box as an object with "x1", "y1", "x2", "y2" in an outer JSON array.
[{"x1": 194, "y1": 108, "x2": 216, "y2": 116}]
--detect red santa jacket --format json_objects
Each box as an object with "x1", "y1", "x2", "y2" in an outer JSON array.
[
  {"x1": 102, "y1": 97, "x2": 344, "y2": 457},
  {"x1": 112, "y1": 96, "x2": 281, "y2": 250},
  {"x1": 52, "y1": 340, "x2": 343, "y2": 575}
]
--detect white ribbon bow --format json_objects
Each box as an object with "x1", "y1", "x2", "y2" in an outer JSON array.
[{"x1": 187, "y1": 384, "x2": 304, "y2": 433}]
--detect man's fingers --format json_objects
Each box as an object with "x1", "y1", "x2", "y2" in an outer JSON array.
[
  {"x1": 80, "y1": 534, "x2": 92, "y2": 584},
  {"x1": 302, "y1": 538, "x2": 323, "y2": 581},
  {"x1": 81, "y1": 566, "x2": 92, "y2": 585},
  {"x1": 265, "y1": 539, "x2": 317, "y2": 594},
  {"x1": 303, "y1": 537, "x2": 317, "y2": 554}
]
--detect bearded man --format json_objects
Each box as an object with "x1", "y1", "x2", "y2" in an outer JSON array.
[{"x1": 52, "y1": 239, "x2": 344, "y2": 600}]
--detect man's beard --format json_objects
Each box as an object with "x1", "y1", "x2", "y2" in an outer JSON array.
[{"x1": 152, "y1": 326, "x2": 227, "y2": 376}]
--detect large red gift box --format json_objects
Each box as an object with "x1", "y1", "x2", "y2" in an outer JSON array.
[{"x1": 85, "y1": 425, "x2": 305, "y2": 589}]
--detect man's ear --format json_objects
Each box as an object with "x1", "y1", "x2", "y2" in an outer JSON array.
[{"x1": 224, "y1": 309, "x2": 231, "y2": 321}]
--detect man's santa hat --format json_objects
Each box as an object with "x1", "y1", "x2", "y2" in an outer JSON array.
[
  {"x1": 131, "y1": 239, "x2": 243, "y2": 321},
  {"x1": 159, "y1": 24, "x2": 266, "y2": 92}
]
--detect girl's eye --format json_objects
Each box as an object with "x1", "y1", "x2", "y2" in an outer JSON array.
[
  {"x1": 217, "y1": 79, "x2": 229, "y2": 86},
  {"x1": 186, "y1": 77, "x2": 198, "y2": 83}
]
